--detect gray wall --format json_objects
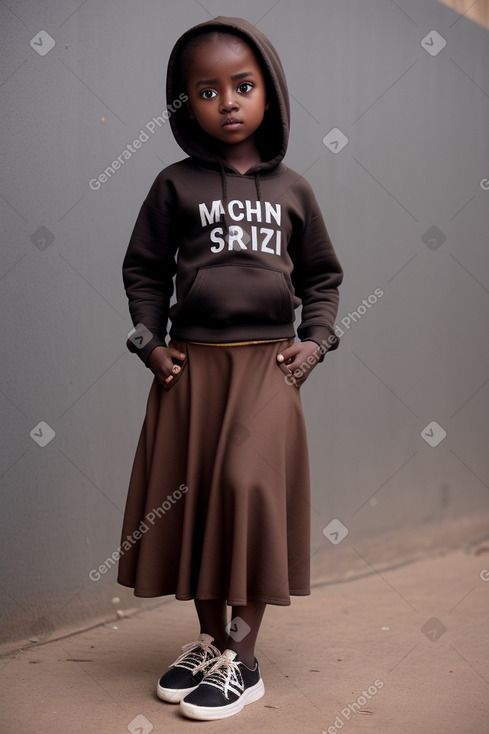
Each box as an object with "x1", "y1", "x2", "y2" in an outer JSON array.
[{"x1": 1, "y1": 0, "x2": 488, "y2": 647}]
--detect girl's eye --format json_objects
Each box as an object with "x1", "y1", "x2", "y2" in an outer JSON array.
[
  {"x1": 238, "y1": 82, "x2": 253, "y2": 94},
  {"x1": 200, "y1": 88, "x2": 217, "y2": 100}
]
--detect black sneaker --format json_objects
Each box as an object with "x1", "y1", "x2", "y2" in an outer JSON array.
[
  {"x1": 179, "y1": 649, "x2": 265, "y2": 720},
  {"x1": 156, "y1": 633, "x2": 221, "y2": 703}
]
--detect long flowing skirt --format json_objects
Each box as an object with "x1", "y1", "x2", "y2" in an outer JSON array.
[{"x1": 117, "y1": 338, "x2": 311, "y2": 606}]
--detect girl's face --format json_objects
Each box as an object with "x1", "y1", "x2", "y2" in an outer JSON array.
[{"x1": 185, "y1": 36, "x2": 268, "y2": 150}]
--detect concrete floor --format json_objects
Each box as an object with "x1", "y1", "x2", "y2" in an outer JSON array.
[{"x1": 1, "y1": 546, "x2": 489, "y2": 733}]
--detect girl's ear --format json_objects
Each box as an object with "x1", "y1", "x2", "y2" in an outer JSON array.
[{"x1": 186, "y1": 98, "x2": 195, "y2": 119}]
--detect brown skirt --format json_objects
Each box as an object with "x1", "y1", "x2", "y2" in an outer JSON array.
[{"x1": 117, "y1": 337, "x2": 311, "y2": 606}]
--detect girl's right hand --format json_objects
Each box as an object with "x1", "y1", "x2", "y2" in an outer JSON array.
[{"x1": 147, "y1": 345, "x2": 187, "y2": 387}]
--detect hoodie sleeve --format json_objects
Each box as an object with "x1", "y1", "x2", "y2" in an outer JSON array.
[
  {"x1": 290, "y1": 183, "x2": 343, "y2": 357},
  {"x1": 122, "y1": 179, "x2": 178, "y2": 365}
]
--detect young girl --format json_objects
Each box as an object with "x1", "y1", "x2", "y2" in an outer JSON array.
[{"x1": 117, "y1": 16, "x2": 343, "y2": 721}]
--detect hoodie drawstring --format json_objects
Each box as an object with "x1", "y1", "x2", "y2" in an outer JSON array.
[
  {"x1": 254, "y1": 171, "x2": 262, "y2": 202},
  {"x1": 217, "y1": 159, "x2": 263, "y2": 240},
  {"x1": 218, "y1": 158, "x2": 229, "y2": 237}
]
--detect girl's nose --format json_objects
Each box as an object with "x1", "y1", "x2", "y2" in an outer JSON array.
[{"x1": 220, "y1": 88, "x2": 239, "y2": 113}]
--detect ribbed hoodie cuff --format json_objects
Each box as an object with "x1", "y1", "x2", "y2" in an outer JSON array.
[
  {"x1": 126, "y1": 323, "x2": 167, "y2": 365},
  {"x1": 298, "y1": 325, "x2": 340, "y2": 362}
]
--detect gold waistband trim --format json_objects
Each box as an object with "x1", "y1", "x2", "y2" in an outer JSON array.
[{"x1": 186, "y1": 338, "x2": 290, "y2": 347}]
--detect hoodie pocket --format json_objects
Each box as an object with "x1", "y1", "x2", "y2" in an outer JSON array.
[{"x1": 174, "y1": 264, "x2": 295, "y2": 326}]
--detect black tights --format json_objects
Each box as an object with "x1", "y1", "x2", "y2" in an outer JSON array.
[{"x1": 194, "y1": 599, "x2": 266, "y2": 669}]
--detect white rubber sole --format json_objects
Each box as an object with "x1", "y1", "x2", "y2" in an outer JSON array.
[
  {"x1": 156, "y1": 681, "x2": 198, "y2": 703},
  {"x1": 179, "y1": 678, "x2": 265, "y2": 720}
]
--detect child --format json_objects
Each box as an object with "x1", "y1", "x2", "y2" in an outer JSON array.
[{"x1": 117, "y1": 16, "x2": 343, "y2": 721}]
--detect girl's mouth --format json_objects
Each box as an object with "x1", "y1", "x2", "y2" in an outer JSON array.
[{"x1": 222, "y1": 118, "x2": 243, "y2": 128}]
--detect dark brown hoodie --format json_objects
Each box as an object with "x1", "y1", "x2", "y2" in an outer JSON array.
[{"x1": 123, "y1": 16, "x2": 343, "y2": 364}]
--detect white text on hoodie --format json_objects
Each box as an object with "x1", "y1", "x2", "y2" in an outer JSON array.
[{"x1": 199, "y1": 199, "x2": 282, "y2": 256}]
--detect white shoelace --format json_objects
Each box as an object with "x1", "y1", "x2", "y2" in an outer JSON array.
[
  {"x1": 171, "y1": 638, "x2": 220, "y2": 672},
  {"x1": 193, "y1": 654, "x2": 244, "y2": 699}
]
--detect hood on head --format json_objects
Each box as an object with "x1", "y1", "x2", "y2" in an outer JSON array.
[{"x1": 166, "y1": 16, "x2": 290, "y2": 172}]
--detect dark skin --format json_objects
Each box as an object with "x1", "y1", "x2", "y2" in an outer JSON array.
[
  {"x1": 147, "y1": 344, "x2": 186, "y2": 386},
  {"x1": 148, "y1": 341, "x2": 321, "y2": 389},
  {"x1": 148, "y1": 38, "x2": 322, "y2": 668},
  {"x1": 148, "y1": 36, "x2": 321, "y2": 390}
]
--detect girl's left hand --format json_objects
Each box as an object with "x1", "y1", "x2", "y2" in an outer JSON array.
[{"x1": 276, "y1": 340, "x2": 322, "y2": 388}]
